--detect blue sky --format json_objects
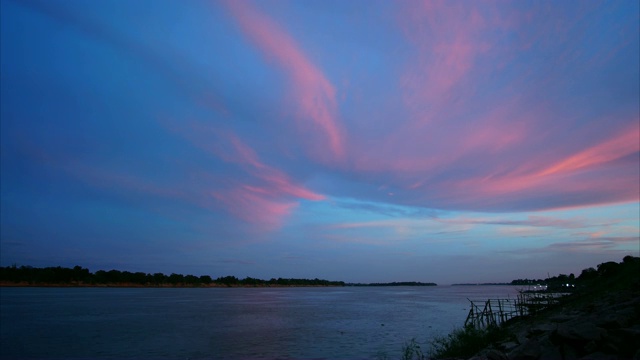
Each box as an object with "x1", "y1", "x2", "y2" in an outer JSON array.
[{"x1": 1, "y1": 0, "x2": 638, "y2": 284}]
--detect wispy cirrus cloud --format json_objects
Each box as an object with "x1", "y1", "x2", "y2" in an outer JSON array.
[
  {"x1": 174, "y1": 121, "x2": 325, "y2": 227},
  {"x1": 440, "y1": 121, "x2": 639, "y2": 211},
  {"x1": 537, "y1": 122, "x2": 640, "y2": 177},
  {"x1": 399, "y1": 1, "x2": 491, "y2": 119},
  {"x1": 334, "y1": 1, "x2": 639, "y2": 213},
  {"x1": 328, "y1": 213, "x2": 599, "y2": 233},
  {"x1": 507, "y1": 236, "x2": 639, "y2": 255},
  {"x1": 447, "y1": 215, "x2": 602, "y2": 229},
  {"x1": 223, "y1": 0, "x2": 345, "y2": 162}
]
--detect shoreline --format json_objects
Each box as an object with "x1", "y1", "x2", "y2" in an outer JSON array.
[
  {"x1": 475, "y1": 284, "x2": 640, "y2": 359},
  {"x1": 430, "y1": 257, "x2": 640, "y2": 360},
  {"x1": 0, "y1": 281, "x2": 344, "y2": 288}
]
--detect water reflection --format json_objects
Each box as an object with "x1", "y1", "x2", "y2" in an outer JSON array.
[{"x1": 1, "y1": 286, "x2": 519, "y2": 359}]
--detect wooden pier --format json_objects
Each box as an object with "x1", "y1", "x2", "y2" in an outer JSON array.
[{"x1": 464, "y1": 292, "x2": 567, "y2": 328}]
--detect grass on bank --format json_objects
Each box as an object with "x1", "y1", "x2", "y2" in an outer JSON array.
[
  {"x1": 429, "y1": 324, "x2": 511, "y2": 359},
  {"x1": 399, "y1": 324, "x2": 510, "y2": 360}
]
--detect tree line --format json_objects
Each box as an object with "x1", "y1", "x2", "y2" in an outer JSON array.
[
  {"x1": 510, "y1": 255, "x2": 639, "y2": 291},
  {"x1": 0, "y1": 265, "x2": 345, "y2": 287},
  {"x1": 348, "y1": 281, "x2": 437, "y2": 286}
]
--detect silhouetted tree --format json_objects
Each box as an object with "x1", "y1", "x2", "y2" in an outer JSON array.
[
  {"x1": 216, "y1": 276, "x2": 239, "y2": 286},
  {"x1": 131, "y1": 272, "x2": 148, "y2": 284},
  {"x1": 597, "y1": 261, "x2": 620, "y2": 277},
  {"x1": 184, "y1": 275, "x2": 199, "y2": 285},
  {"x1": 168, "y1": 273, "x2": 185, "y2": 284},
  {"x1": 152, "y1": 272, "x2": 167, "y2": 284}
]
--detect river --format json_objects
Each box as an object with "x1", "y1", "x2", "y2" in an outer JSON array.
[{"x1": 1, "y1": 285, "x2": 520, "y2": 359}]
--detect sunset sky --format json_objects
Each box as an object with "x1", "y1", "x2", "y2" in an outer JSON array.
[{"x1": 1, "y1": 0, "x2": 638, "y2": 284}]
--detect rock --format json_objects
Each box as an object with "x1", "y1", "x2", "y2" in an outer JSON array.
[
  {"x1": 473, "y1": 348, "x2": 508, "y2": 360},
  {"x1": 551, "y1": 322, "x2": 607, "y2": 358},
  {"x1": 584, "y1": 340, "x2": 598, "y2": 353},
  {"x1": 528, "y1": 323, "x2": 556, "y2": 336},
  {"x1": 537, "y1": 343, "x2": 563, "y2": 359},
  {"x1": 507, "y1": 337, "x2": 554, "y2": 360},
  {"x1": 498, "y1": 341, "x2": 518, "y2": 352},
  {"x1": 560, "y1": 343, "x2": 580, "y2": 360},
  {"x1": 549, "y1": 314, "x2": 574, "y2": 323},
  {"x1": 584, "y1": 303, "x2": 597, "y2": 313},
  {"x1": 578, "y1": 352, "x2": 617, "y2": 360},
  {"x1": 602, "y1": 327, "x2": 640, "y2": 357},
  {"x1": 482, "y1": 349, "x2": 508, "y2": 360},
  {"x1": 600, "y1": 307, "x2": 639, "y2": 328},
  {"x1": 553, "y1": 322, "x2": 606, "y2": 346},
  {"x1": 597, "y1": 339, "x2": 619, "y2": 356},
  {"x1": 593, "y1": 314, "x2": 624, "y2": 329},
  {"x1": 513, "y1": 329, "x2": 528, "y2": 345},
  {"x1": 609, "y1": 298, "x2": 640, "y2": 311},
  {"x1": 507, "y1": 343, "x2": 536, "y2": 359}
]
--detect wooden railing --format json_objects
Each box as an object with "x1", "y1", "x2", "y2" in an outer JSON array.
[{"x1": 464, "y1": 292, "x2": 567, "y2": 328}]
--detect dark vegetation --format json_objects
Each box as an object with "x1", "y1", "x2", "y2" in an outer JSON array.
[
  {"x1": 349, "y1": 281, "x2": 437, "y2": 287},
  {"x1": 510, "y1": 256, "x2": 638, "y2": 291},
  {"x1": 510, "y1": 273, "x2": 578, "y2": 291},
  {"x1": 452, "y1": 282, "x2": 512, "y2": 286},
  {"x1": 0, "y1": 265, "x2": 345, "y2": 287},
  {"x1": 415, "y1": 255, "x2": 640, "y2": 360}
]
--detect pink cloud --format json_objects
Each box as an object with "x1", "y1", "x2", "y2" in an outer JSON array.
[
  {"x1": 257, "y1": 169, "x2": 324, "y2": 201},
  {"x1": 223, "y1": 0, "x2": 345, "y2": 161},
  {"x1": 343, "y1": 25, "x2": 638, "y2": 215},
  {"x1": 346, "y1": 4, "x2": 535, "y2": 180},
  {"x1": 399, "y1": 1, "x2": 490, "y2": 123},
  {"x1": 170, "y1": 119, "x2": 324, "y2": 197},
  {"x1": 213, "y1": 130, "x2": 325, "y2": 202},
  {"x1": 431, "y1": 121, "x2": 639, "y2": 210},
  {"x1": 349, "y1": 94, "x2": 534, "y2": 188},
  {"x1": 226, "y1": 132, "x2": 265, "y2": 170},
  {"x1": 171, "y1": 120, "x2": 325, "y2": 226},
  {"x1": 211, "y1": 187, "x2": 298, "y2": 229},
  {"x1": 350, "y1": 117, "x2": 637, "y2": 211},
  {"x1": 194, "y1": 124, "x2": 325, "y2": 227},
  {"x1": 538, "y1": 122, "x2": 640, "y2": 177},
  {"x1": 489, "y1": 122, "x2": 638, "y2": 193}
]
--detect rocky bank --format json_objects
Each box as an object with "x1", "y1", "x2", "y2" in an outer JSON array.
[{"x1": 469, "y1": 263, "x2": 640, "y2": 360}]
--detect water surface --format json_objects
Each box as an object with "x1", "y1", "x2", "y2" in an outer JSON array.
[{"x1": 1, "y1": 285, "x2": 519, "y2": 359}]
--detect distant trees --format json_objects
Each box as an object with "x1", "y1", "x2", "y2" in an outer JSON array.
[
  {"x1": 213, "y1": 276, "x2": 345, "y2": 287},
  {"x1": 510, "y1": 256, "x2": 640, "y2": 291},
  {"x1": 596, "y1": 261, "x2": 620, "y2": 277},
  {"x1": 216, "y1": 275, "x2": 239, "y2": 286},
  {"x1": 350, "y1": 281, "x2": 437, "y2": 286},
  {"x1": 578, "y1": 267, "x2": 598, "y2": 281},
  {"x1": 168, "y1": 273, "x2": 185, "y2": 284},
  {"x1": 152, "y1": 273, "x2": 167, "y2": 284},
  {"x1": 0, "y1": 265, "x2": 92, "y2": 284},
  {"x1": 0, "y1": 265, "x2": 345, "y2": 287},
  {"x1": 510, "y1": 279, "x2": 545, "y2": 286}
]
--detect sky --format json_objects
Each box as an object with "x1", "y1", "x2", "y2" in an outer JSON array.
[{"x1": 1, "y1": 0, "x2": 638, "y2": 284}]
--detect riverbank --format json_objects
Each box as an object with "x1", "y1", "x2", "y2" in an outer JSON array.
[
  {"x1": 0, "y1": 266, "x2": 346, "y2": 287},
  {"x1": 430, "y1": 256, "x2": 640, "y2": 360},
  {"x1": 469, "y1": 284, "x2": 640, "y2": 359},
  {"x1": 0, "y1": 281, "x2": 343, "y2": 288}
]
